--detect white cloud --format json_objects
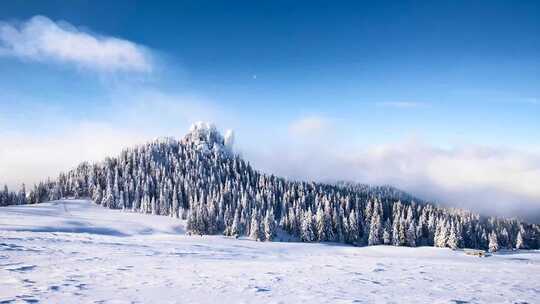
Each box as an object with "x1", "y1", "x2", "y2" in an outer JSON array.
[
  {"x1": 289, "y1": 116, "x2": 329, "y2": 137},
  {"x1": 0, "y1": 15, "x2": 152, "y2": 73},
  {"x1": 376, "y1": 101, "x2": 426, "y2": 108},
  {"x1": 246, "y1": 135, "x2": 540, "y2": 222},
  {"x1": 352, "y1": 140, "x2": 540, "y2": 201},
  {"x1": 0, "y1": 121, "x2": 145, "y2": 190}
]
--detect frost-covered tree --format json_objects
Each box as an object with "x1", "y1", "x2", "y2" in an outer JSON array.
[
  {"x1": 230, "y1": 210, "x2": 241, "y2": 237},
  {"x1": 488, "y1": 231, "x2": 499, "y2": 253},
  {"x1": 315, "y1": 206, "x2": 327, "y2": 241},
  {"x1": 368, "y1": 205, "x2": 382, "y2": 246},
  {"x1": 407, "y1": 221, "x2": 417, "y2": 247},
  {"x1": 301, "y1": 208, "x2": 315, "y2": 242},
  {"x1": 264, "y1": 208, "x2": 276, "y2": 241},
  {"x1": 447, "y1": 222, "x2": 459, "y2": 250},
  {"x1": 250, "y1": 211, "x2": 262, "y2": 241},
  {"x1": 119, "y1": 191, "x2": 125, "y2": 211},
  {"x1": 515, "y1": 230, "x2": 525, "y2": 250},
  {"x1": 434, "y1": 219, "x2": 448, "y2": 248},
  {"x1": 382, "y1": 219, "x2": 392, "y2": 245},
  {"x1": 347, "y1": 209, "x2": 360, "y2": 245}
]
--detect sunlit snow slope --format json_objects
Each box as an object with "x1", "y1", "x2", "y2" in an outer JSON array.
[{"x1": 1, "y1": 200, "x2": 539, "y2": 303}]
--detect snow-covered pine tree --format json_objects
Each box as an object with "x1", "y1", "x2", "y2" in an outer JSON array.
[
  {"x1": 347, "y1": 209, "x2": 360, "y2": 245},
  {"x1": 382, "y1": 218, "x2": 392, "y2": 245},
  {"x1": 301, "y1": 208, "x2": 315, "y2": 242},
  {"x1": 488, "y1": 231, "x2": 499, "y2": 253},
  {"x1": 315, "y1": 206, "x2": 327, "y2": 241},
  {"x1": 515, "y1": 230, "x2": 525, "y2": 250},
  {"x1": 407, "y1": 220, "x2": 417, "y2": 247},
  {"x1": 434, "y1": 219, "x2": 448, "y2": 248},
  {"x1": 368, "y1": 205, "x2": 382, "y2": 246},
  {"x1": 447, "y1": 221, "x2": 459, "y2": 250},
  {"x1": 264, "y1": 208, "x2": 276, "y2": 241},
  {"x1": 230, "y1": 209, "x2": 241, "y2": 237},
  {"x1": 249, "y1": 209, "x2": 262, "y2": 241}
]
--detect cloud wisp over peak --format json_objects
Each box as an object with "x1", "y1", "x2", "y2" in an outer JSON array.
[{"x1": 0, "y1": 15, "x2": 153, "y2": 73}]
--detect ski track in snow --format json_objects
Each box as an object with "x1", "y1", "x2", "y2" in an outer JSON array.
[{"x1": 1, "y1": 200, "x2": 539, "y2": 303}]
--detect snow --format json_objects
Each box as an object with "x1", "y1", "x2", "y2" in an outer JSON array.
[
  {"x1": 1, "y1": 200, "x2": 539, "y2": 303},
  {"x1": 184, "y1": 121, "x2": 234, "y2": 155}
]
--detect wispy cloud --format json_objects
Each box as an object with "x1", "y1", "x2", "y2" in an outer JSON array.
[
  {"x1": 289, "y1": 116, "x2": 330, "y2": 137},
  {"x1": 0, "y1": 121, "x2": 145, "y2": 189},
  {"x1": 246, "y1": 132, "x2": 540, "y2": 222},
  {"x1": 376, "y1": 101, "x2": 427, "y2": 108},
  {"x1": 0, "y1": 15, "x2": 153, "y2": 73}
]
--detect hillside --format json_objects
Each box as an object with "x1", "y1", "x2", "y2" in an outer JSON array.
[
  {"x1": 1, "y1": 123, "x2": 539, "y2": 250},
  {"x1": 1, "y1": 199, "x2": 539, "y2": 303}
]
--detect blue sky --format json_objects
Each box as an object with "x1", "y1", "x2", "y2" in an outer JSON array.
[{"x1": 0, "y1": 1, "x2": 539, "y2": 220}]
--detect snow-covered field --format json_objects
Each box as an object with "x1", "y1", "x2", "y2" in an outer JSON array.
[{"x1": 1, "y1": 200, "x2": 538, "y2": 303}]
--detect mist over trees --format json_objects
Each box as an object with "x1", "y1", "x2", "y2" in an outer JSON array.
[{"x1": 1, "y1": 122, "x2": 539, "y2": 251}]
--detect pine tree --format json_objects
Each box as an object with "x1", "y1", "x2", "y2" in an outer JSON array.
[
  {"x1": 382, "y1": 219, "x2": 392, "y2": 245},
  {"x1": 434, "y1": 219, "x2": 448, "y2": 248},
  {"x1": 447, "y1": 222, "x2": 459, "y2": 250},
  {"x1": 488, "y1": 231, "x2": 499, "y2": 253},
  {"x1": 347, "y1": 209, "x2": 360, "y2": 245},
  {"x1": 515, "y1": 230, "x2": 525, "y2": 250},
  {"x1": 249, "y1": 211, "x2": 261, "y2": 241},
  {"x1": 500, "y1": 227, "x2": 510, "y2": 249},
  {"x1": 332, "y1": 206, "x2": 343, "y2": 242},
  {"x1": 263, "y1": 208, "x2": 276, "y2": 241},
  {"x1": 407, "y1": 221, "x2": 417, "y2": 247},
  {"x1": 151, "y1": 197, "x2": 157, "y2": 215},
  {"x1": 315, "y1": 206, "x2": 326, "y2": 241},
  {"x1": 301, "y1": 208, "x2": 315, "y2": 242},
  {"x1": 230, "y1": 209, "x2": 241, "y2": 237},
  {"x1": 119, "y1": 191, "x2": 125, "y2": 211},
  {"x1": 18, "y1": 184, "x2": 27, "y2": 205},
  {"x1": 171, "y1": 189, "x2": 179, "y2": 218},
  {"x1": 392, "y1": 215, "x2": 401, "y2": 246},
  {"x1": 103, "y1": 186, "x2": 114, "y2": 209},
  {"x1": 368, "y1": 207, "x2": 382, "y2": 246},
  {"x1": 187, "y1": 209, "x2": 197, "y2": 234}
]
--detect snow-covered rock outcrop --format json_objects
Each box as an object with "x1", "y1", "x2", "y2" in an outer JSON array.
[{"x1": 183, "y1": 122, "x2": 234, "y2": 155}]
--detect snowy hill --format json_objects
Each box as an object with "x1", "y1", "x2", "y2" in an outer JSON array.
[
  {"x1": 1, "y1": 199, "x2": 539, "y2": 303},
  {"x1": 0, "y1": 199, "x2": 185, "y2": 236},
  {"x1": 1, "y1": 123, "x2": 539, "y2": 251}
]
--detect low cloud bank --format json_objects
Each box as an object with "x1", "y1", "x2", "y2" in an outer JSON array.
[{"x1": 245, "y1": 117, "x2": 540, "y2": 222}]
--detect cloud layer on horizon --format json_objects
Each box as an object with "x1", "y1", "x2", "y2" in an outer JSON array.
[{"x1": 0, "y1": 16, "x2": 152, "y2": 73}]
